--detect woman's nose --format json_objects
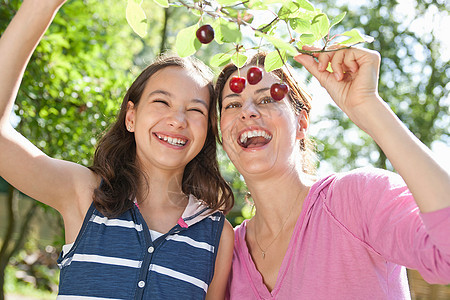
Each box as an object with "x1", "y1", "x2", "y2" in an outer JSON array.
[{"x1": 240, "y1": 103, "x2": 260, "y2": 120}]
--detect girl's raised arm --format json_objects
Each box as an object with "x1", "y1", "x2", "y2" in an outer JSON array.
[
  {"x1": 0, "y1": 0, "x2": 96, "y2": 228},
  {"x1": 294, "y1": 48, "x2": 450, "y2": 213}
]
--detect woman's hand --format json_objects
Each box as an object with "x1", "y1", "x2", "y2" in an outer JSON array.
[{"x1": 294, "y1": 47, "x2": 381, "y2": 119}]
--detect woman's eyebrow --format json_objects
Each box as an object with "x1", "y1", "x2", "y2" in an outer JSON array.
[
  {"x1": 223, "y1": 93, "x2": 241, "y2": 101},
  {"x1": 254, "y1": 88, "x2": 270, "y2": 95}
]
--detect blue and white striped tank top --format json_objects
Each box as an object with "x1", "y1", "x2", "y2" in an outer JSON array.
[{"x1": 57, "y1": 195, "x2": 225, "y2": 299}]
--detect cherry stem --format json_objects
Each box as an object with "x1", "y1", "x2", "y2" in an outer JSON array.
[{"x1": 295, "y1": 43, "x2": 362, "y2": 57}]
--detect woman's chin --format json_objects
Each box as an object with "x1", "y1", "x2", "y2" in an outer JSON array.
[{"x1": 235, "y1": 160, "x2": 278, "y2": 178}]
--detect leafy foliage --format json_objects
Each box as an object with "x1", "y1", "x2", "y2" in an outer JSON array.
[
  {"x1": 311, "y1": 0, "x2": 449, "y2": 171},
  {"x1": 126, "y1": 0, "x2": 374, "y2": 72}
]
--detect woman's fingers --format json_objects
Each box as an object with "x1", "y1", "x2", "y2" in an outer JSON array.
[{"x1": 298, "y1": 47, "x2": 366, "y2": 82}]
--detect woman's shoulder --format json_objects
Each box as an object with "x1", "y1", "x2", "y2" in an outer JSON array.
[
  {"x1": 314, "y1": 166, "x2": 405, "y2": 194},
  {"x1": 309, "y1": 166, "x2": 408, "y2": 214}
]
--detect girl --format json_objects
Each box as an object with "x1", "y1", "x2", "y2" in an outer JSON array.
[
  {"x1": 0, "y1": 0, "x2": 233, "y2": 299},
  {"x1": 215, "y1": 48, "x2": 450, "y2": 299}
]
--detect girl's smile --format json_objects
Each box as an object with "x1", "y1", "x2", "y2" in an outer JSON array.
[{"x1": 127, "y1": 66, "x2": 210, "y2": 172}]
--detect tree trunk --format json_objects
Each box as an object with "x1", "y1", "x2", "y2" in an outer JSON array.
[
  {"x1": 0, "y1": 184, "x2": 16, "y2": 300},
  {"x1": 0, "y1": 185, "x2": 37, "y2": 300},
  {"x1": 159, "y1": 7, "x2": 170, "y2": 55}
]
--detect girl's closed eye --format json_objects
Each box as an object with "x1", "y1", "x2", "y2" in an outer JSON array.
[
  {"x1": 188, "y1": 107, "x2": 206, "y2": 115},
  {"x1": 152, "y1": 99, "x2": 169, "y2": 106}
]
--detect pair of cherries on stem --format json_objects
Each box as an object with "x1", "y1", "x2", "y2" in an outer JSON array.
[{"x1": 229, "y1": 67, "x2": 288, "y2": 101}]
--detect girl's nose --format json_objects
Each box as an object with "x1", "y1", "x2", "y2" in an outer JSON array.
[{"x1": 168, "y1": 111, "x2": 187, "y2": 129}]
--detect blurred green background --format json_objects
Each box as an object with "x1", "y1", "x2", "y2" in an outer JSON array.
[{"x1": 0, "y1": 0, "x2": 448, "y2": 298}]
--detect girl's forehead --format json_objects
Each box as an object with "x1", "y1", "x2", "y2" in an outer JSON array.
[{"x1": 142, "y1": 66, "x2": 211, "y2": 102}]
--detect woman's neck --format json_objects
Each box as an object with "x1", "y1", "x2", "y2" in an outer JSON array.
[{"x1": 245, "y1": 167, "x2": 312, "y2": 234}]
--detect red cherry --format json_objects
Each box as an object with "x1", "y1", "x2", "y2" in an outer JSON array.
[
  {"x1": 270, "y1": 83, "x2": 289, "y2": 101},
  {"x1": 229, "y1": 76, "x2": 246, "y2": 93},
  {"x1": 196, "y1": 25, "x2": 215, "y2": 44},
  {"x1": 246, "y1": 66, "x2": 263, "y2": 85}
]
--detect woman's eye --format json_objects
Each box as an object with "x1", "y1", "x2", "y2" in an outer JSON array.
[
  {"x1": 223, "y1": 102, "x2": 241, "y2": 109},
  {"x1": 259, "y1": 96, "x2": 275, "y2": 104}
]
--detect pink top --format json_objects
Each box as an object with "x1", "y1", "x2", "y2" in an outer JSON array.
[{"x1": 227, "y1": 168, "x2": 450, "y2": 299}]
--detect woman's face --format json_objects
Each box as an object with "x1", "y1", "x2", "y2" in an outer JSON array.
[
  {"x1": 126, "y1": 66, "x2": 210, "y2": 174},
  {"x1": 220, "y1": 66, "x2": 307, "y2": 178}
]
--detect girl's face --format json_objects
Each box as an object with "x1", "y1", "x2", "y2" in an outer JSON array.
[
  {"x1": 126, "y1": 66, "x2": 210, "y2": 174},
  {"x1": 220, "y1": 66, "x2": 308, "y2": 178}
]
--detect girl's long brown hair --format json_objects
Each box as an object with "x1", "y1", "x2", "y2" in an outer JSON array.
[
  {"x1": 214, "y1": 52, "x2": 317, "y2": 175},
  {"x1": 89, "y1": 55, "x2": 234, "y2": 217}
]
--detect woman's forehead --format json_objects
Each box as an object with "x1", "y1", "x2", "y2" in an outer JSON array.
[{"x1": 222, "y1": 68, "x2": 280, "y2": 96}]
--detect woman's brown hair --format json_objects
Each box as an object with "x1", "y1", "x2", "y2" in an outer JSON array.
[
  {"x1": 89, "y1": 54, "x2": 234, "y2": 217},
  {"x1": 214, "y1": 52, "x2": 317, "y2": 175}
]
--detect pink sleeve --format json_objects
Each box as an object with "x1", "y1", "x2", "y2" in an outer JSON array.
[{"x1": 326, "y1": 167, "x2": 450, "y2": 284}]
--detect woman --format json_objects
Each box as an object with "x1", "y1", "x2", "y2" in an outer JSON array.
[
  {"x1": 0, "y1": 0, "x2": 233, "y2": 299},
  {"x1": 215, "y1": 48, "x2": 450, "y2": 299}
]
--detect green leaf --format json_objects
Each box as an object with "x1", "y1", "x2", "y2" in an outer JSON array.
[
  {"x1": 338, "y1": 29, "x2": 374, "y2": 45},
  {"x1": 290, "y1": 18, "x2": 311, "y2": 34},
  {"x1": 210, "y1": 52, "x2": 233, "y2": 67},
  {"x1": 152, "y1": 0, "x2": 169, "y2": 8},
  {"x1": 326, "y1": 62, "x2": 333, "y2": 73},
  {"x1": 212, "y1": 19, "x2": 224, "y2": 45},
  {"x1": 296, "y1": 0, "x2": 315, "y2": 11},
  {"x1": 311, "y1": 13, "x2": 329, "y2": 40},
  {"x1": 231, "y1": 52, "x2": 248, "y2": 68},
  {"x1": 298, "y1": 33, "x2": 316, "y2": 46},
  {"x1": 217, "y1": 0, "x2": 241, "y2": 5},
  {"x1": 126, "y1": 0, "x2": 147, "y2": 38},
  {"x1": 175, "y1": 24, "x2": 201, "y2": 57},
  {"x1": 278, "y1": 2, "x2": 300, "y2": 20},
  {"x1": 329, "y1": 12, "x2": 346, "y2": 30},
  {"x1": 219, "y1": 21, "x2": 242, "y2": 43},
  {"x1": 264, "y1": 50, "x2": 287, "y2": 72},
  {"x1": 255, "y1": 32, "x2": 297, "y2": 56}
]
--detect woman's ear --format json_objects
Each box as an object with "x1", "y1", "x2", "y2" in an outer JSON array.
[
  {"x1": 125, "y1": 101, "x2": 135, "y2": 132},
  {"x1": 296, "y1": 109, "x2": 309, "y2": 140}
]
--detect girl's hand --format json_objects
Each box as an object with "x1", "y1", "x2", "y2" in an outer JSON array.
[
  {"x1": 24, "y1": 0, "x2": 66, "y2": 10},
  {"x1": 294, "y1": 47, "x2": 381, "y2": 117}
]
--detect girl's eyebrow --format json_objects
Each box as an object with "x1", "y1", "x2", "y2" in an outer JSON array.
[
  {"x1": 147, "y1": 89, "x2": 170, "y2": 98},
  {"x1": 191, "y1": 98, "x2": 209, "y2": 110}
]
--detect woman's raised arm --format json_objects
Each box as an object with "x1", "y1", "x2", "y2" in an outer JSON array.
[{"x1": 294, "y1": 48, "x2": 450, "y2": 213}]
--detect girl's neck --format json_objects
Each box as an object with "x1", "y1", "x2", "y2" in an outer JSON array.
[{"x1": 138, "y1": 168, "x2": 187, "y2": 209}]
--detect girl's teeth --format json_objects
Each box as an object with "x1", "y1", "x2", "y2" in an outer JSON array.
[{"x1": 157, "y1": 134, "x2": 186, "y2": 146}]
